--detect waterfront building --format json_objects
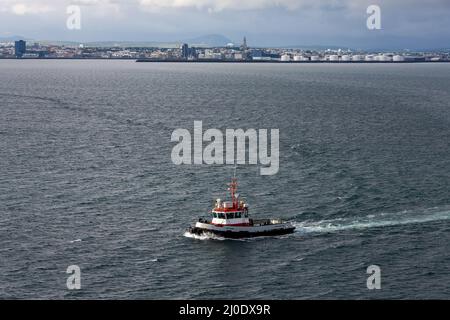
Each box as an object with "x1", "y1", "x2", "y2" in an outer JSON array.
[
  {"x1": 234, "y1": 53, "x2": 243, "y2": 60},
  {"x1": 15, "y1": 40, "x2": 26, "y2": 58},
  {"x1": 181, "y1": 43, "x2": 189, "y2": 59}
]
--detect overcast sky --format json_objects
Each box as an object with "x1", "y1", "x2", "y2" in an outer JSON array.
[{"x1": 1, "y1": 0, "x2": 449, "y2": 49}]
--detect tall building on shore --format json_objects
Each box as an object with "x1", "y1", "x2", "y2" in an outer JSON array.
[
  {"x1": 240, "y1": 37, "x2": 249, "y2": 60},
  {"x1": 15, "y1": 40, "x2": 26, "y2": 58},
  {"x1": 181, "y1": 43, "x2": 189, "y2": 59},
  {"x1": 241, "y1": 37, "x2": 248, "y2": 51}
]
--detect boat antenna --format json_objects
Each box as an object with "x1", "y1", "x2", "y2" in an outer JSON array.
[{"x1": 227, "y1": 161, "x2": 238, "y2": 207}]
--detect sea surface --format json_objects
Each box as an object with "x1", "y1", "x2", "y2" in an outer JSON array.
[{"x1": 0, "y1": 60, "x2": 449, "y2": 299}]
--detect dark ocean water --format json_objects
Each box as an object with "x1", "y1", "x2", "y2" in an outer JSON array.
[{"x1": 0, "y1": 60, "x2": 449, "y2": 299}]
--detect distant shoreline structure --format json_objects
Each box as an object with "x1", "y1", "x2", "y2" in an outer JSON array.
[
  {"x1": 3, "y1": 38, "x2": 449, "y2": 62},
  {"x1": 1, "y1": 57, "x2": 449, "y2": 63},
  {"x1": 135, "y1": 58, "x2": 450, "y2": 63}
]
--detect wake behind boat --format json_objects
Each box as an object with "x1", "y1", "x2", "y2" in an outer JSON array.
[{"x1": 187, "y1": 176, "x2": 295, "y2": 239}]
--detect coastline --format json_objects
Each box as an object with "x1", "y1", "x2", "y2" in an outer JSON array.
[
  {"x1": 135, "y1": 59, "x2": 450, "y2": 63},
  {"x1": 1, "y1": 57, "x2": 449, "y2": 63}
]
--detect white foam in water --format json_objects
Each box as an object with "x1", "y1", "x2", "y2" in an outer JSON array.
[
  {"x1": 293, "y1": 207, "x2": 450, "y2": 235},
  {"x1": 184, "y1": 207, "x2": 450, "y2": 240},
  {"x1": 183, "y1": 230, "x2": 225, "y2": 241}
]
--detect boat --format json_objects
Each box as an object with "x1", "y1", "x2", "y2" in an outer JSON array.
[{"x1": 186, "y1": 176, "x2": 295, "y2": 239}]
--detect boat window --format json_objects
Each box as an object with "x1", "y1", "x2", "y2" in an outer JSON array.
[
  {"x1": 235, "y1": 212, "x2": 241, "y2": 218},
  {"x1": 218, "y1": 213, "x2": 225, "y2": 219},
  {"x1": 212, "y1": 212, "x2": 218, "y2": 218},
  {"x1": 244, "y1": 212, "x2": 248, "y2": 217},
  {"x1": 226, "y1": 212, "x2": 235, "y2": 219}
]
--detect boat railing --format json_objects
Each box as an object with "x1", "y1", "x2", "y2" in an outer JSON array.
[
  {"x1": 252, "y1": 218, "x2": 284, "y2": 226},
  {"x1": 270, "y1": 218, "x2": 284, "y2": 224}
]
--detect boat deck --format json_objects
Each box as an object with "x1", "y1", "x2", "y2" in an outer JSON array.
[{"x1": 198, "y1": 217, "x2": 285, "y2": 226}]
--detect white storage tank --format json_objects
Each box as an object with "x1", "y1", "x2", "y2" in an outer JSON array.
[
  {"x1": 352, "y1": 55, "x2": 363, "y2": 61},
  {"x1": 375, "y1": 54, "x2": 390, "y2": 61},
  {"x1": 281, "y1": 54, "x2": 291, "y2": 62},
  {"x1": 393, "y1": 55, "x2": 405, "y2": 62},
  {"x1": 341, "y1": 55, "x2": 351, "y2": 61},
  {"x1": 365, "y1": 55, "x2": 375, "y2": 61},
  {"x1": 294, "y1": 55, "x2": 309, "y2": 61},
  {"x1": 310, "y1": 55, "x2": 320, "y2": 61},
  {"x1": 329, "y1": 55, "x2": 339, "y2": 61}
]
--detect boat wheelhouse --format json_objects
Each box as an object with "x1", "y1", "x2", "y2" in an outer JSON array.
[{"x1": 210, "y1": 177, "x2": 250, "y2": 226}]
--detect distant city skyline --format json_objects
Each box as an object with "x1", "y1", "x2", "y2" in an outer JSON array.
[{"x1": 1, "y1": 0, "x2": 450, "y2": 50}]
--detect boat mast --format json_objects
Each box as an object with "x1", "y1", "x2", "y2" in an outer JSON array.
[
  {"x1": 228, "y1": 163, "x2": 238, "y2": 207},
  {"x1": 228, "y1": 177, "x2": 238, "y2": 207}
]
